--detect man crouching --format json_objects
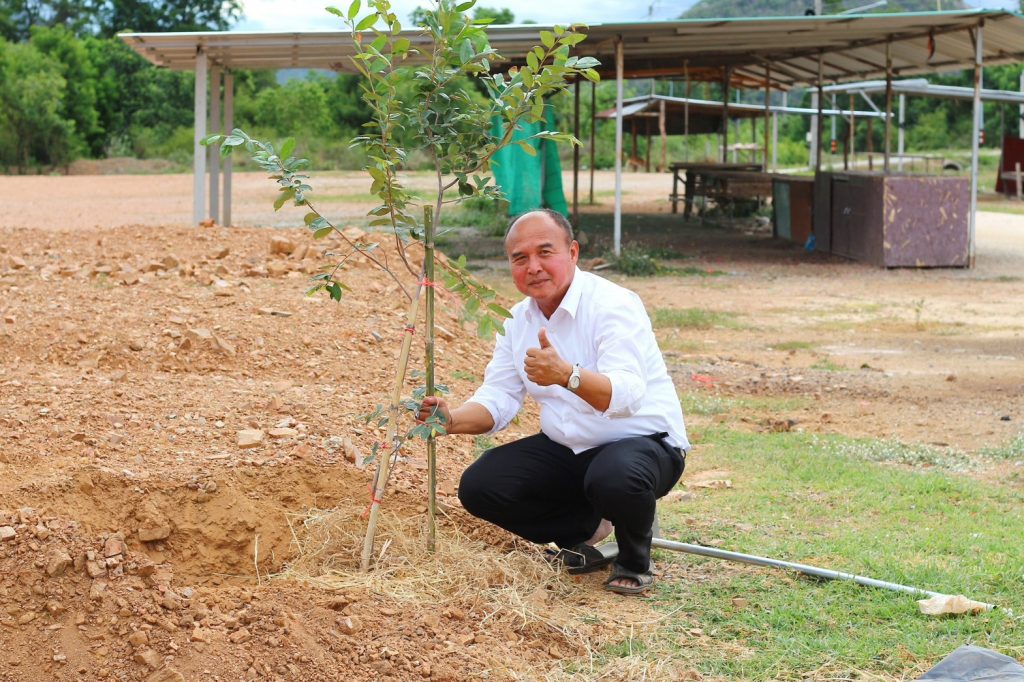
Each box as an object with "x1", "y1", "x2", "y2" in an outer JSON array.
[{"x1": 417, "y1": 209, "x2": 688, "y2": 594}]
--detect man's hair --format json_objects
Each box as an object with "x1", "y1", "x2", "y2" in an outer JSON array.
[{"x1": 504, "y1": 209, "x2": 574, "y2": 246}]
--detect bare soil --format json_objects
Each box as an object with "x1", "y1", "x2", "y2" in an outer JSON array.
[{"x1": 1, "y1": 170, "x2": 1022, "y2": 681}]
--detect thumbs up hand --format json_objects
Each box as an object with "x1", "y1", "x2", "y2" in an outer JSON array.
[{"x1": 525, "y1": 327, "x2": 572, "y2": 387}]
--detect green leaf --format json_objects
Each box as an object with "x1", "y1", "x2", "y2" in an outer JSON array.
[
  {"x1": 560, "y1": 32, "x2": 586, "y2": 47},
  {"x1": 304, "y1": 212, "x2": 319, "y2": 225},
  {"x1": 518, "y1": 141, "x2": 537, "y2": 157},
  {"x1": 274, "y1": 188, "x2": 295, "y2": 211},
  {"x1": 393, "y1": 37, "x2": 411, "y2": 54},
  {"x1": 313, "y1": 226, "x2": 334, "y2": 239},
  {"x1": 280, "y1": 137, "x2": 296, "y2": 160},
  {"x1": 201, "y1": 134, "x2": 223, "y2": 146},
  {"x1": 459, "y1": 39, "x2": 473, "y2": 64},
  {"x1": 355, "y1": 13, "x2": 377, "y2": 30},
  {"x1": 540, "y1": 30, "x2": 555, "y2": 48},
  {"x1": 526, "y1": 50, "x2": 538, "y2": 72},
  {"x1": 326, "y1": 5, "x2": 345, "y2": 18},
  {"x1": 455, "y1": 1, "x2": 475, "y2": 11},
  {"x1": 487, "y1": 303, "x2": 512, "y2": 319},
  {"x1": 346, "y1": 0, "x2": 360, "y2": 20}
]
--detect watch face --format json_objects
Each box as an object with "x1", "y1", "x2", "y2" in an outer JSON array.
[{"x1": 568, "y1": 365, "x2": 581, "y2": 390}]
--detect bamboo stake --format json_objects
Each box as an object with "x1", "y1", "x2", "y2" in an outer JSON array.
[
  {"x1": 424, "y1": 206, "x2": 437, "y2": 553},
  {"x1": 360, "y1": 269, "x2": 425, "y2": 571}
]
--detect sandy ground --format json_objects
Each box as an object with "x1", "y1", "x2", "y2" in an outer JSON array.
[{"x1": 1, "y1": 170, "x2": 1022, "y2": 681}]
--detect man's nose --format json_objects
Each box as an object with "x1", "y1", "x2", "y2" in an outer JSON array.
[{"x1": 527, "y1": 255, "x2": 542, "y2": 272}]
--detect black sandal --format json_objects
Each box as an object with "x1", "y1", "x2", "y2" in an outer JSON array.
[
  {"x1": 550, "y1": 542, "x2": 619, "y2": 575},
  {"x1": 604, "y1": 564, "x2": 655, "y2": 595}
]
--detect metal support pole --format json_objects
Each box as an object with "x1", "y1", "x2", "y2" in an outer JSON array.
[
  {"x1": 969, "y1": 22, "x2": 984, "y2": 269},
  {"x1": 651, "y1": 537, "x2": 996, "y2": 609},
  {"x1": 884, "y1": 38, "x2": 893, "y2": 173},
  {"x1": 193, "y1": 48, "x2": 208, "y2": 226},
  {"x1": 815, "y1": 51, "x2": 824, "y2": 172},
  {"x1": 1019, "y1": 71, "x2": 1023, "y2": 139},
  {"x1": 898, "y1": 93, "x2": 905, "y2": 172},
  {"x1": 589, "y1": 80, "x2": 595, "y2": 205},
  {"x1": 684, "y1": 62, "x2": 691, "y2": 162},
  {"x1": 208, "y1": 65, "x2": 221, "y2": 223},
  {"x1": 830, "y1": 94, "x2": 837, "y2": 169},
  {"x1": 659, "y1": 99, "x2": 667, "y2": 172},
  {"x1": 773, "y1": 91, "x2": 784, "y2": 170},
  {"x1": 223, "y1": 70, "x2": 234, "y2": 227},
  {"x1": 849, "y1": 95, "x2": 856, "y2": 169},
  {"x1": 722, "y1": 67, "x2": 731, "y2": 163},
  {"x1": 810, "y1": 91, "x2": 819, "y2": 170},
  {"x1": 572, "y1": 79, "x2": 580, "y2": 227},
  {"x1": 613, "y1": 36, "x2": 623, "y2": 257}
]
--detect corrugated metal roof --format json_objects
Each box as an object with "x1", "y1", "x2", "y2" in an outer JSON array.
[
  {"x1": 822, "y1": 78, "x2": 1024, "y2": 104},
  {"x1": 595, "y1": 95, "x2": 888, "y2": 135},
  {"x1": 119, "y1": 9, "x2": 1024, "y2": 89}
]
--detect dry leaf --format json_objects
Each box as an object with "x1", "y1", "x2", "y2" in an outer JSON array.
[{"x1": 917, "y1": 594, "x2": 992, "y2": 616}]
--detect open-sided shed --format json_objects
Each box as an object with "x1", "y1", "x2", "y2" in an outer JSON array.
[{"x1": 120, "y1": 9, "x2": 1024, "y2": 265}]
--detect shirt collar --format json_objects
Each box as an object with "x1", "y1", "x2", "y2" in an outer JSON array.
[{"x1": 526, "y1": 267, "x2": 584, "y2": 322}]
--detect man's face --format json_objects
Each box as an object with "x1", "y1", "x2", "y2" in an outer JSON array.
[{"x1": 505, "y1": 213, "x2": 579, "y2": 315}]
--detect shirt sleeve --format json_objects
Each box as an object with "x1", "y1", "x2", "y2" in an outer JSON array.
[
  {"x1": 466, "y1": 317, "x2": 527, "y2": 434},
  {"x1": 595, "y1": 293, "x2": 650, "y2": 418}
]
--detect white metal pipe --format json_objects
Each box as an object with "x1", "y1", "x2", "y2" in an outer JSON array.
[
  {"x1": 809, "y1": 91, "x2": 819, "y2": 170},
  {"x1": 884, "y1": 39, "x2": 892, "y2": 174},
  {"x1": 651, "y1": 537, "x2": 995, "y2": 609},
  {"x1": 223, "y1": 70, "x2": 234, "y2": 228},
  {"x1": 898, "y1": 93, "x2": 905, "y2": 172},
  {"x1": 816, "y1": 52, "x2": 823, "y2": 171},
  {"x1": 208, "y1": 65, "x2": 221, "y2": 223},
  {"x1": 193, "y1": 48, "x2": 208, "y2": 226},
  {"x1": 613, "y1": 37, "x2": 623, "y2": 257},
  {"x1": 764, "y1": 64, "x2": 771, "y2": 170},
  {"x1": 969, "y1": 22, "x2": 983, "y2": 269}
]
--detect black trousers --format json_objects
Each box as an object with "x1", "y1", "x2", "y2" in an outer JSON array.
[{"x1": 458, "y1": 432, "x2": 685, "y2": 574}]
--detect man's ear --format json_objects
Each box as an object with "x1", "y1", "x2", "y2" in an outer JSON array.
[{"x1": 570, "y1": 240, "x2": 580, "y2": 263}]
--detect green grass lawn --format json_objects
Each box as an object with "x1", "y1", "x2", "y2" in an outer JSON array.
[{"x1": 589, "y1": 427, "x2": 1024, "y2": 680}]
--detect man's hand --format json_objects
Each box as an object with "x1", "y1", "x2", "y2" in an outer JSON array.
[
  {"x1": 524, "y1": 328, "x2": 572, "y2": 387},
  {"x1": 416, "y1": 396, "x2": 451, "y2": 433}
]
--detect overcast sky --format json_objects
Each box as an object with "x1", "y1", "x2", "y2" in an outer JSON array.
[{"x1": 234, "y1": 0, "x2": 1018, "y2": 32}]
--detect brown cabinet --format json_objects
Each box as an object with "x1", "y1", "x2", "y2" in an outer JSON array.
[{"x1": 814, "y1": 172, "x2": 968, "y2": 267}]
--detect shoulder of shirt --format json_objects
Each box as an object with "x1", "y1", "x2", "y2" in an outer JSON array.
[{"x1": 577, "y1": 270, "x2": 643, "y2": 308}]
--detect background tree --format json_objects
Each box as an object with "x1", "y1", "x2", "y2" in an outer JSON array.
[
  {"x1": 95, "y1": 0, "x2": 243, "y2": 37},
  {"x1": 30, "y1": 25, "x2": 102, "y2": 156},
  {"x1": 0, "y1": 39, "x2": 72, "y2": 169}
]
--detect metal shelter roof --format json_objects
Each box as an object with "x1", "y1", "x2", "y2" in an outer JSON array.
[
  {"x1": 822, "y1": 78, "x2": 1024, "y2": 105},
  {"x1": 595, "y1": 94, "x2": 888, "y2": 135},
  {"x1": 120, "y1": 9, "x2": 1024, "y2": 90}
]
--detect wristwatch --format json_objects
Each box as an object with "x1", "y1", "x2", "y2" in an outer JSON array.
[{"x1": 566, "y1": 363, "x2": 582, "y2": 392}]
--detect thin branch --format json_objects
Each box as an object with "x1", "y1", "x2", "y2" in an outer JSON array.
[{"x1": 304, "y1": 199, "x2": 413, "y2": 301}]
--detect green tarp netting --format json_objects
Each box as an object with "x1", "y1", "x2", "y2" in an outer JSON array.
[{"x1": 489, "y1": 106, "x2": 568, "y2": 217}]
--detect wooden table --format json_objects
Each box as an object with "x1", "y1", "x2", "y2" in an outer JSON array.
[{"x1": 670, "y1": 162, "x2": 764, "y2": 216}]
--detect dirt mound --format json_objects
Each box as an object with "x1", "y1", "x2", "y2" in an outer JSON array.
[{"x1": 1, "y1": 222, "x2": 664, "y2": 681}]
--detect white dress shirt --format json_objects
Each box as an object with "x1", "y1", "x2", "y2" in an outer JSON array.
[{"x1": 467, "y1": 268, "x2": 689, "y2": 454}]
